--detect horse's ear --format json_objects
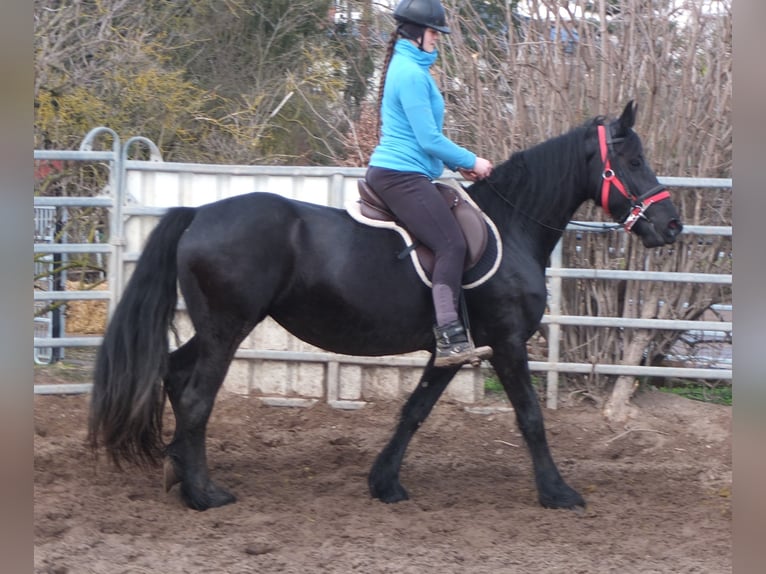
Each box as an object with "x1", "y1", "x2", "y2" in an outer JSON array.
[{"x1": 618, "y1": 100, "x2": 638, "y2": 131}]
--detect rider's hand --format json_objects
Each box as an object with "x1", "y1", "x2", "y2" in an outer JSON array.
[
  {"x1": 471, "y1": 157, "x2": 493, "y2": 180},
  {"x1": 458, "y1": 168, "x2": 479, "y2": 181}
]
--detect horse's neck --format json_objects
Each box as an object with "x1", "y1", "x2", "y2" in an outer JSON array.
[
  {"x1": 539, "y1": 192, "x2": 586, "y2": 256},
  {"x1": 472, "y1": 131, "x2": 594, "y2": 261},
  {"x1": 481, "y1": 176, "x2": 588, "y2": 263},
  {"x1": 525, "y1": 215, "x2": 572, "y2": 264}
]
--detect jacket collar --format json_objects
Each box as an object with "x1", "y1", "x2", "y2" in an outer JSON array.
[{"x1": 394, "y1": 38, "x2": 438, "y2": 68}]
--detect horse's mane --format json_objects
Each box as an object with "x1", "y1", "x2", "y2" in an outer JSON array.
[{"x1": 471, "y1": 116, "x2": 606, "y2": 231}]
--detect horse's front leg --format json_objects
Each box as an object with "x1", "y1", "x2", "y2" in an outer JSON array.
[
  {"x1": 491, "y1": 346, "x2": 585, "y2": 509},
  {"x1": 369, "y1": 358, "x2": 461, "y2": 503}
]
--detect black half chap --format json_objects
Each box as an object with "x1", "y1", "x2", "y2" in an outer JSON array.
[{"x1": 366, "y1": 166, "x2": 466, "y2": 326}]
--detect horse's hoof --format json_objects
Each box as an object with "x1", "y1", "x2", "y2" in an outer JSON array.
[
  {"x1": 569, "y1": 504, "x2": 587, "y2": 517},
  {"x1": 205, "y1": 484, "x2": 237, "y2": 509},
  {"x1": 181, "y1": 482, "x2": 237, "y2": 511},
  {"x1": 370, "y1": 480, "x2": 410, "y2": 504},
  {"x1": 163, "y1": 458, "x2": 181, "y2": 492},
  {"x1": 539, "y1": 489, "x2": 586, "y2": 510}
]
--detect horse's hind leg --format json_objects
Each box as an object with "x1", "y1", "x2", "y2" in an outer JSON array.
[
  {"x1": 491, "y1": 346, "x2": 585, "y2": 509},
  {"x1": 163, "y1": 326, "x2": 250, "y2": 510},
  {"x1": 162, "y1": 336, "x2": 199, "y2": 492},
  {"x1": 369, "y1": 359, "x2": 461, "y2": 503}
]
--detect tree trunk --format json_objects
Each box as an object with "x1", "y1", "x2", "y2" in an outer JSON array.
[{"x1": 602, "y1": 329, "x2": 651, "y2": 423}]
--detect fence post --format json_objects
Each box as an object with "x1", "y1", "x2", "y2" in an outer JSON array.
[
  {"x1": 79, "y1": 127, "x2": 122, "y2": 314},
  {"x1": 546, "y1": 239, "x2": 563, "y2": 409},
  {"x1": 329, "y1": 173, "x2": 345, "y2": 208}
]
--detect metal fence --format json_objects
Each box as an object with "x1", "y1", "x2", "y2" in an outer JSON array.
[
  {"x1": 34, "y1": 206, "x2": 57, "y2": 365},
  {"x1": 33, "y1": 128, "x2": 732, "y2": 406}
]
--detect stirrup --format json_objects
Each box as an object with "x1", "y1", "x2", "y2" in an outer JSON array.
[{"x1": 433, "y1": 320, "x2": 493, "y2": 367}]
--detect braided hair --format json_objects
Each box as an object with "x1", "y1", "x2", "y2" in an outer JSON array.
[
  {"x1": 375, "y1": 30, "x2": 399, "y2": 137},
  {"x1": 375, "y1": 23, "x2": 426, "y2": 137}
]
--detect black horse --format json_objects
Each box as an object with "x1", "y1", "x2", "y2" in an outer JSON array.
[{"x1": 89, "y1": 102, "x2": 682, "y2": 511}]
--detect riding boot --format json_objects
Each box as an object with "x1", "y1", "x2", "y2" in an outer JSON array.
[{"x1": 433, "y1": 320, "x2": 493, "y2": 367}]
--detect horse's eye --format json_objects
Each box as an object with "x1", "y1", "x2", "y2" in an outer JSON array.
[{"x1": 630, "y1": 158, "x2": 642, "y2": 168}]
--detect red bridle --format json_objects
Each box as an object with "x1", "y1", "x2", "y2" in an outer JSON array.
[{"x1": 598, "y1": 125, "x2": 670, "y2": 231}]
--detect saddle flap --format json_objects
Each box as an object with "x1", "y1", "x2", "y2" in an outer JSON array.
[
  {"x1": 454, "y1": 200, "x2": 489, "y2": 268},
  {"x1": 434, "y1": 183, "x2": 488, "y2": 269}
]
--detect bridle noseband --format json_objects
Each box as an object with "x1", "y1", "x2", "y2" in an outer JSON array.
[{"x1": 598, "y1": 124, "x2": 670, "y2": 232}]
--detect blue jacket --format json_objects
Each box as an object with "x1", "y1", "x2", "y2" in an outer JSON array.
[{"x1": 369, "y1": 39, "x2": 476, "y2": 180}]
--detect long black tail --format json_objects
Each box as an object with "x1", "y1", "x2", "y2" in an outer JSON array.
[{"x1": 88, "y1": 207, "x2": 197, "y2": 468}]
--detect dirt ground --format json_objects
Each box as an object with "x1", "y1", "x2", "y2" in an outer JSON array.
[{"x1": 34, "y1": 366, "x2": 731, "y2": 574}]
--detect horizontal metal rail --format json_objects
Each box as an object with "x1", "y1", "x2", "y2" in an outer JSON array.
[
  {"x1": 123, "y1": 161, "x2": 368, "y2": 176},
  {"x1": 34, "y1": 337, "x2": 102, "y2": 347},
  {"x1": 34, "y1": 292, "x2": 110, "y2": 301},
  {"x1": 546, "y1": 268, "x2": 732, "y2": 283},
  {"x1": 35, "y1": 383, "x2": 96, "y2": 395},
  {"x1": 563, "y1": 222, "x2": 732, "y2": 235},
  {"x1": 33, "y1": 196, "x2": 113, "y2": 207},
  {"x1": 527, "y1": 361, "x2": 731, "y2": 379},
  {"x1": 540, "y1": 315, "x2": 732, "y2": 331},
  {"x1": 34, "y1": 243, "x2": 112, "y2": 254},
  {"x1": 657, "y1": 176, "x2": 731, "y2": 187},
  {"x1": 35, "y1": 150, "x2": 115, "y2": 162}
]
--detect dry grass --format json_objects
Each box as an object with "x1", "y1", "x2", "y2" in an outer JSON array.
[{"x1": 64, "y1": 280, "x2": 108, "y2": 335}]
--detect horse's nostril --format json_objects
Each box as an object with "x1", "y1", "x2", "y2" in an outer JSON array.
[{"x1": 665, "y1": 220, "x2": 683, "y2": 242}]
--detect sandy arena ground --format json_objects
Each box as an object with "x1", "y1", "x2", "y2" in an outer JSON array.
[{"x1": 34, "y1": 367, "x2": 731, "y2": 574}]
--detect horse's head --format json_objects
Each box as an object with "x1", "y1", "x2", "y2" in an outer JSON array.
[{"x1": 590, "y1": 101, "x2": 683, "y2": 247}]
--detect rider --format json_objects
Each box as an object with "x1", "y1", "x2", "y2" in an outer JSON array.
[{"x1": 365, "y1": 0, "x2": 493, "y2": 367}]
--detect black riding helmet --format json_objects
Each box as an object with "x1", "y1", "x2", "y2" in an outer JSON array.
[{"x1": 393, "y1": 0, "x2": 451, "y2": 34}]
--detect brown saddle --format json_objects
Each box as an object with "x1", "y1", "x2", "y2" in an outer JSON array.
[{"x1": 356, "y1": 179, "x2": 488, "y2": 272}]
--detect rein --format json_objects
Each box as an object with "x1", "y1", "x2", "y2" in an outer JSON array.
[{"x1": 482, "y1": 178, "x2": 606, "y2": 233}]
